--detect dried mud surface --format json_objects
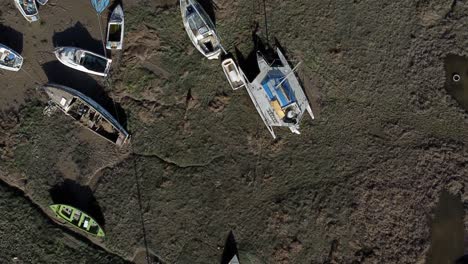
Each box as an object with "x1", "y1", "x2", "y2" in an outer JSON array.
[{"x1": 1, "y1": 0, "x2": 468, "y2": 263}]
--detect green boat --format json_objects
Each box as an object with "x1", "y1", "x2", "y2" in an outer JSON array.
[{"x1": 49, "y1": 204, "x2": 105, "y2": 238}]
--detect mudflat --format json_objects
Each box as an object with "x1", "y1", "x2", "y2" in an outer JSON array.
[{"x1": 1, "y1": 0, "x2": 468, "y2": 263}]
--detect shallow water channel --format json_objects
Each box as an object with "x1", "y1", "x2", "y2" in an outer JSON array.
[
  {"x1": 444, "y1": 55, "x2": 468, "y2": 111},
  {"x1": 426, "y1": 190, "x2": 464, "y2": 264}
]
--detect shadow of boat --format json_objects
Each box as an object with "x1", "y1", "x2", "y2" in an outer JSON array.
[
  {"x1": 52, "y1": 22, "x2": 103, "y2": 55},
  {"x1": 220, "y1": 231, "x2": 239, "y2": 264},
  {"x1": 0, "y1": 25, "x2": 24, "y2": 54}
]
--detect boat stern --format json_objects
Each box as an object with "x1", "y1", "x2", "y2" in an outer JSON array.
[
  {"x1": 27, "y1": 15, "x2": 39, "y2": 23},
  {"x1": 206, "y1": 48, "x2": 222, "y2": 60},
  {"x1": 97, "y1": 228, "x2": 106, "y2": 238},
  {"x1": 103, "y1": 58, "x2": 113, "y2": 77},
  {"x1": 14, "y1": 55, "x2": 24, "y2": 71}
]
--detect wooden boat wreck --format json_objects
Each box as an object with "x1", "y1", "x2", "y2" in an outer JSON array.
[
  {"x1": 54, "y1": 47, "x2": 112, "y2": 77},
  {"x1": 245, "y1": 48, "x2": 314, "y2": 138},
  {"x1": 222, "y1": 58, "x2": 246, "y2": 90},
  {"x1": 106, "y1": 4, "x2": 125, "y2": 50},
  {"x1": 0, "y1": 44, "x2": 23, "y2": 72},
  {"x1": 50, "y1": 204, "x2": 105, "y2": 237},
  {"x1": 14, "y1": 0, "x2": 39, "y2": 22},
  {"x1": 180, "y1": 0, "x2": 222, "y2": 60},
  {"x1": 43, "y1": 83, "x2": 130, "y2": 147}
]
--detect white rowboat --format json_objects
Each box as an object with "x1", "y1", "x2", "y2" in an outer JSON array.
[
  {"x1": 106, "y1": 5, "x2": 124, "y2": 50},
  {"x1": 14, "y1": 0, "x2": 39, "y2": 22},
  {"x1": 222, "y1": 58, "x2": 246, "y2": 90},
  {"x1": 0, "y1": 44, "x2": 23, "y2": 72},
  {"x1": 54, "y1": 47, "x2": 112, "y2": 77}
]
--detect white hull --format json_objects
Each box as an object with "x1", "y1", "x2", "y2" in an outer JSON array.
[
  {"x1": 180, "y1": 0, "x2": 222, "y2": 60},
  {"x1": 106, "y1": 5, "x2": 124, "y2": 50},
  {"x1": 54, "y1": 47, "x2": 112, "y2": 77},
  {"x1": 36, "y1": 0, "x2": 48, "y2": 5},
  {"x1": 244, "y1": 48, "x2": 314, "y2": 138},
  {"x1": 14, "y1": 0, "x2": 39, "y2": 22},
  {"x1": 0, "y1": 44, "x2": 23, "y2": 72},
  {"x1": 222, "y1": 58, "x2": 246, "y2": 90}
]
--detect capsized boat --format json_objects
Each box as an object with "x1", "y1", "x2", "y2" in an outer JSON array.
[
  {"x1": 222, "y1": 58, "x2": 246, "y2": 90},
  {"x1": 50, "y1": 204, "x2": 105, "y2": 237},
  {"x1": 54, "y1": 47, "x2": 112, "y2": 77},
  {"x1": 43, "y1": 83, "x2": 130, "y2": 147},
  {"x1": 0, "y1": 44, "x2": 23, "y2": 72},
  {"x1": 180, "y1": 0, "x2": 222, "y2": 60},
  {"x1": 106, "y1": 4, "x2": 124, "y2": 50},
  {"x1": 245, "y1": 48, "x2": 314, "y2": 138},
  {"x1": 14, "y1": 0, "x2": 39, "y2": 22},
  {"x1": 36, "y1": 0, "x2": 48, "y2": 5}
]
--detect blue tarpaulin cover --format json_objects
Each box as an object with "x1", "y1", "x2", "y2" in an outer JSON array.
[
  {"x1": 261, "y1": 70, "x2": 296, "y2": 108},
  {"x1": 91, "y1": 0, "x2": 110, "y2": 14}
]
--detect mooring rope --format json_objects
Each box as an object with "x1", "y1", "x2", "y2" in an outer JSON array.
[
  {"x1": 20, "y1": 67, "x2": 43, "y2": 86},
  {"x1": 103, "y1": 52, "x2": 152, "y2": 264}
]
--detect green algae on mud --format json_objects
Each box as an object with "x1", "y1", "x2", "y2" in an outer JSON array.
[{"x1": 444, "y1": 54, "x2": 468, "y2": 112}]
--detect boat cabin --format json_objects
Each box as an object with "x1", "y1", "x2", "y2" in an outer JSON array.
[
  {"x1": 20, "y1": 0, "x2": 37, "y2": 15},
  {"x1": 185, "y1": 3, "x2": 218, "y2": 54}
]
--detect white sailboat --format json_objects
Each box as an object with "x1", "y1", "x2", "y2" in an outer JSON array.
[
  {"x1": 54, "y1": 47, "x2": 112, "y2": 77},
  {"x1": 180, "y1": 0, "x2": 222, "y2": 60},
  {"x1": 0, "y1": 44, "x2": 23, "y2": 72},
  {"x1": 244, "y1": 48, "x2": 314, "y2": 138},
  {"x1": 106, "y1": 5, "x2": 124, "y2": 50},
  {"x1": 14, "y1": 0, "x2": 39, "y2": 22}
]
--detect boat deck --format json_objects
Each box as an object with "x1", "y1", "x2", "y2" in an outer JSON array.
[
  {"x1": 53, "y1": 204, "x2": 104, "y2": 237},
  {"x1": 0, "y1": 49, "x2": 18, "y2": 67},
  {"x1": 245, "y1": 49, "x2": 314, "y2": 137}
]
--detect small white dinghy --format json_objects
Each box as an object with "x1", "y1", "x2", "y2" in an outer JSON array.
[
  {"x1": 54, "y1": 47, "x2": 112, "y2": 77},
  {"x1": 106, "y1": 4, "x2": 124, "y2": 50},
  {"x1": 14, "y1": 0, "x2": 39, "y2": 22},
  {"x1": 36, "y1": 0, "x2": 48, "y2": 5},
  {"x1": 222, "y1": 58, "x2": 246, "y2": 90},
  {"x1": 0, "y1": 44, "x2": 23, "y2": 72}
]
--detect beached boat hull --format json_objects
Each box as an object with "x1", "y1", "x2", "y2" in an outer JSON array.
[
  {"x1": 180, "y1": 0, "x2": 222, "y2": 60},
  {"x1": 43, "y1": 83, "x2": 130, "y2": 146},
  {"x1": 54, "y1": 47, "x2": 112, "y2": 77},
  {"x1": 106, "y1": 5, "x2": 124, "y2": 50},
  {"x1": 14, "y1": 0, "x2": 39, "y2": 22},
  {"x1": 0, "y1": 44, "x2": 23, "y2": 72},
  {"x1": 50, "y1": 204, "x2": 105, "y2": 237}
]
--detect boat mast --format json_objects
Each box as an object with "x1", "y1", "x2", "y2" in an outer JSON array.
[{"x1": 274, "y1": 61, "x2": 302, "y2": 90}]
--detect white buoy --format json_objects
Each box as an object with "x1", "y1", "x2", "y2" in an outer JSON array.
[{"x1": 453, "y1": 73, "x2": 461, "y2": 82}]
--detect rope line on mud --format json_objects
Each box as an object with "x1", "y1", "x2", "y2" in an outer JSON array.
[
  {"x1": 129, "y1": 144, "x2": 152, "y2": 264},
  {"x1": 105, "y1": 51, "x2": 152, "y2": 264},
  {"x1": 20, "y1": 67, "x2": 43, "y2": 86}
]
